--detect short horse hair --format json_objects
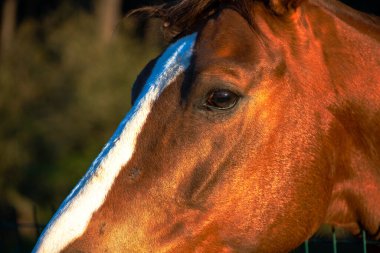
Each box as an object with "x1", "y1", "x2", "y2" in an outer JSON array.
[{"x1": 129, "y1": 0, "x2": 255, "y2": 41}]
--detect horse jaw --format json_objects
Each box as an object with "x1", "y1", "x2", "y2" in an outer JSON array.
[{"x1": 325, "y1": 105, "x2": 380, "y2": 239}]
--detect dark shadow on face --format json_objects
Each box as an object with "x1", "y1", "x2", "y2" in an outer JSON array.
[{"x1": 131, "y1": 57, "x2": 159, "y2": 105}]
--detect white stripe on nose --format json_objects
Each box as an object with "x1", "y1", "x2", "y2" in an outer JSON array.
[{"x1": 33, "y1": 33, "x2": 197, "y2": 253}]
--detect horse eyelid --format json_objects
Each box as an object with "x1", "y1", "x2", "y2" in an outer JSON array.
[{"x1": 202, "y1": 90, "x2": 241, "y2": 111}]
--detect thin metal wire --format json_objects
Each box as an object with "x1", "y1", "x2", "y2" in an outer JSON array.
[
  {"x1": 304, "y1": 239, "x2": 309, "y2": 253},
  {"x1": 332, "y1": 227, "x2": 337, "y2": 253},
  {"x1": 362, "y1": 230, "x2": 367, "y2": 253}
]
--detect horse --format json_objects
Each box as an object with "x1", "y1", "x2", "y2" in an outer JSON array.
[{"x1": 33, "y1": 0, "x2": 380, "y2": 252}]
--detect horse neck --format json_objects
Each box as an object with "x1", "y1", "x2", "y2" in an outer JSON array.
[
  {"x1": 310, "y1": 1, "x2": 380, "y2": 236},
  {"x1": 310, "y1": 0, "x2": 380, "y2": 100},
  {"x1": 285, "y1": 1, "x2": 380, "y2": 152}
]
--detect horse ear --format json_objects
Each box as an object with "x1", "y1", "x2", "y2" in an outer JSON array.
[{"x1": 268, "y1": 0, "x2": 305, "y2": 15}]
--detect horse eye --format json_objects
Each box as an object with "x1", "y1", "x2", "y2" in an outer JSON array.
[{"x1": 205, "y1": 89, "x2": 239, "y2": 110}]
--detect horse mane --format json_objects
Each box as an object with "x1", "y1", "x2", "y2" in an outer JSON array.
[{"x1": 129, "y1": 0, "x2": 254, "y2": 41}]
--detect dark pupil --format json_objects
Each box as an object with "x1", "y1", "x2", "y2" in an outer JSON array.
[{"x1": 207, "y1": 90, "x2": 237, "y2": 109}]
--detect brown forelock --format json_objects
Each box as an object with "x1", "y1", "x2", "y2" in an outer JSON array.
[
  {"x1": 64, "y1": 1, "x2": 380, "y2": 252},
  {"x1": 128, "y1": 0, "x2": 255, "y2": 41}
]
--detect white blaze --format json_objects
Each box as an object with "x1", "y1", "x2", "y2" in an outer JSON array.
[{"x1": 33, "y1": 33, "x2": 197, "y2": 253}]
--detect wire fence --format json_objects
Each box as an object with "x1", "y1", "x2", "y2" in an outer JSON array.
[
  {"x1": 0, "y1": 206, "x2": 379, "y2": 253},
  {"x1": 293, "y1": 229, "x2": 380, "y2": 253}
]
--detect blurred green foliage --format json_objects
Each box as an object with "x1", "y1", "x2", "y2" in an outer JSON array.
[{"x1": 0, "y1": 1, "x2": 161, "y2": 230}]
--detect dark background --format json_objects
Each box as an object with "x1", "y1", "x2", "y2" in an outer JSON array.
[{"x1": 0, "y1": 0, "x2": 379, "y2": 252}]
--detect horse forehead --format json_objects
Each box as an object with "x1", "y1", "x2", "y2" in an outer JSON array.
[
  {"x1": 195, "y1": 8, "x2": 267, "y2": 75},
  {"x1": 192, "y1": 8, "x2": 272, "y2": 94},
  {"x1": 198, "y1": 8, "x2": 256, "y2": 56}
]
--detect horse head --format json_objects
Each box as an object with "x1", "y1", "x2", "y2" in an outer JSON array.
[{"x1": 34, "y1": 0, "x2": 380, "y2": 252}]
